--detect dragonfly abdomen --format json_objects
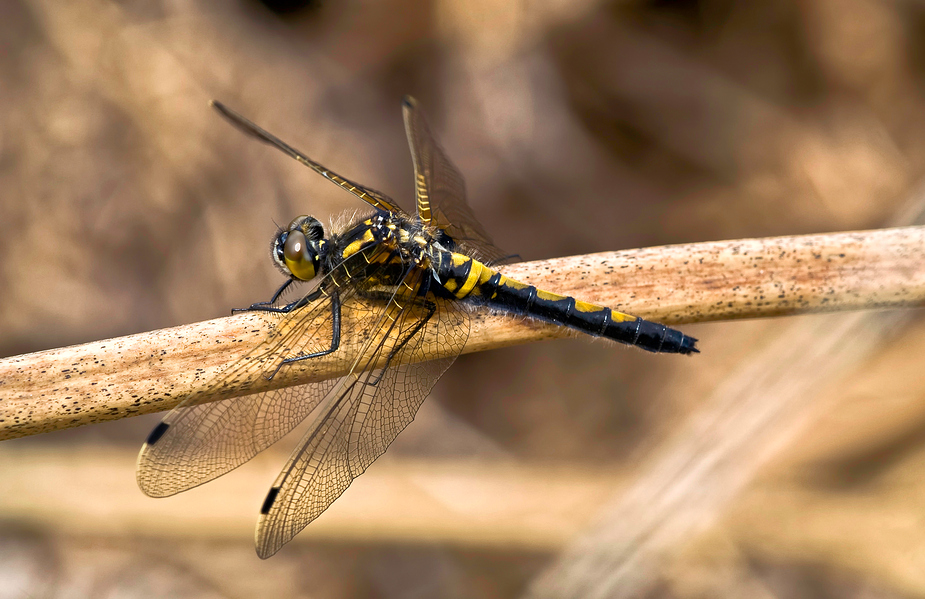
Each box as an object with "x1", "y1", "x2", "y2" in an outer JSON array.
[{"x1": 439, "y1": 253, "x2": 698, "y2": 355}]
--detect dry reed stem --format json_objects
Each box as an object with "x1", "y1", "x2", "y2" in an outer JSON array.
[
  {"x1": 525, "y1": 209, "x2": 925, "y2": 596},
  {"x1": 0, "y1": 448, "x2": 616, "y2": 549},
  {"x1": 1, "y1": 226, "x2": 924, "y2": 441}
]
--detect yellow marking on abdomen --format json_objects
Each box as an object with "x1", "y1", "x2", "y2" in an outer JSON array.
[
  {"x1": 574, "y1": 300, "x2": 602, "y2": 313},
  {"x1": 495, "y1": 274, "x2": 529, "y2": 290},
  {"x1": 452, "y1": 254, "x2": 490, "y2": 299},
  {"x1": 609, "y1": 310, "x2": 636, "y2": 322},
  {"x1": 535, "y1": 289, "x2": 566, "y2": 302}
]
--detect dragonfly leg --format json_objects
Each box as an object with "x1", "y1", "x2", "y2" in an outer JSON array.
[
  {"x1": 234, "y1": 279, "x2": 322, "y2": 314},
  {"x1": 265, "y1": 291, "x2": 342, "y2": 381}
]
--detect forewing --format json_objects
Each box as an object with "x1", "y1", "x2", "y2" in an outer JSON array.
[
  {"x1": 212, "y1": 101, "x2": 407, "y2": 216},
  {"x1": 136, "y1": 245, "x2": 395, "y2": 498},
  {"x1": 255, "y1": 267, "x2": 469, "y2": 558},
  {"x1": 401, "y1": 97, "x2": 508, "y2": 264}
]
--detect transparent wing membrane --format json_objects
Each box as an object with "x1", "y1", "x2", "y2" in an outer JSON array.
[
  {"x1": 401, "y1": 97, "x2": 508, "y2": 264},
  {"x1": 211, "y1": 101, "x2": 405, "y2": 216},
  {"x1": 136, "y1": 382, "x2": 340, "y2": 498},
  {"x1": 137, "y1": 244, "x2": 401, "y2": 497},
  {"x1": 256, "y1": 263, "x2": 468, "y2": 557}
]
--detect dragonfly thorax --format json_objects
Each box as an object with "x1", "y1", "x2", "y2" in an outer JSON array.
[
  {"x1": 387, "y1": 215, "x2": 449, "y2": 270},
  {"x1": 273, "y1": 215, "x2": 328, "y2": 281}
]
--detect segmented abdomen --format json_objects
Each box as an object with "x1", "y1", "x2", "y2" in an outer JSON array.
[{"x1": 437, "y1": 253, "x2": 698, "y2": 355}]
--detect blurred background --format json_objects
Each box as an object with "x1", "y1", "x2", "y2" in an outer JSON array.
[{"x1": 4, "y1": 0, "x2": 925, "y2": 597}]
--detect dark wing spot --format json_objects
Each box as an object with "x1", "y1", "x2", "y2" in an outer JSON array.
[
  {"x1": 145, "y1": 422, "x2": 170, "y2": 445},
  {"x1": 261, "y1": 487, "x2": 281, "y2": 514}
]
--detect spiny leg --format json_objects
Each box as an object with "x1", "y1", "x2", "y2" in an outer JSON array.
[
  {"x1": 265, "y1": 291, "x2": 342, "y2": 380},
  {"x1": 234, "y1": 279, "x2": 321, "y2": 315}
]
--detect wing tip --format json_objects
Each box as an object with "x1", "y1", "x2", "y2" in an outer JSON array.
[
  {"x1": 255, "y1": 488, "x2": 284, "y2": 560},
  {"x1": 210, "y1": 99, "x2": 230, "y2": 117},
  {"x1": 255, "y1": 542, "x2": 278, "y2": 560}
]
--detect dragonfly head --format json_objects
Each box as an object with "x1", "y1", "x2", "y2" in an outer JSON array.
[{"x1": 273, "y1": 215, "x2": 326, "y2": 281}]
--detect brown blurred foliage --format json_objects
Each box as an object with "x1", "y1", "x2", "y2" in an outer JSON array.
[{"x1": 3, "y1": 0, "x2": 925, "y2": 597}]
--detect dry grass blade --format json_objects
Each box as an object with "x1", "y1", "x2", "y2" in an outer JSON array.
[
  {"x1": 527, "y1": 310, "x2": 902, "y2": 599},
  {"x1": 1, "y1": 226, "x2": 924, "y2": 442},
  {"x1": 525, "y1": 200, "x2": 925, "y2": 598}
]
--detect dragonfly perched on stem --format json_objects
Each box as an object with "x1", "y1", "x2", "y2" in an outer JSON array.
[{"x1": 136, "y1": 97, "x2": 699, "y2": 559}]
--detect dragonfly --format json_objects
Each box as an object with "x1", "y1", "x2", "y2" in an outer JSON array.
[{"x1": 137, "y1": 97, "x2": 699, "y2": 559}]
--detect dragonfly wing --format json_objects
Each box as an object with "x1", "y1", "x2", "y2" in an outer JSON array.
[
  {"x1": 401, "y1": 97, "x2": 509, "y2": 264},
  {"x1": 212, "y1": 101, "x2": 407, "y2": 216},
  {"x1": 136, "y1": 245, "x2": 396, "y2": 497},
  {"x1": 136, "y1": 384, "x2": 337, "y2": 498},
  {"x1": 255, "y1": 267, "x2": 469, "y2": 558}
]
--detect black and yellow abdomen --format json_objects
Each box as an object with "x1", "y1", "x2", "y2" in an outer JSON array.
[{"x1": 437, "y1": 252, "x2": 698, "y2": 355}]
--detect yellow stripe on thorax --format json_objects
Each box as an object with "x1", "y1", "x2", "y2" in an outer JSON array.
[{"x1": 341, "y1": 227, "x2": 376, "y2": 260}]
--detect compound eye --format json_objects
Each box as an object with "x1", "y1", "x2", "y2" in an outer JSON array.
[{"x1": 283, "y1": 229, "x2": 319, "y2": 280}]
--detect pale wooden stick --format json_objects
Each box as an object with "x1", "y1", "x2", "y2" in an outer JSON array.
[{"x1": 1, "y1": 226, "x2": 924, "y2": 441}]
